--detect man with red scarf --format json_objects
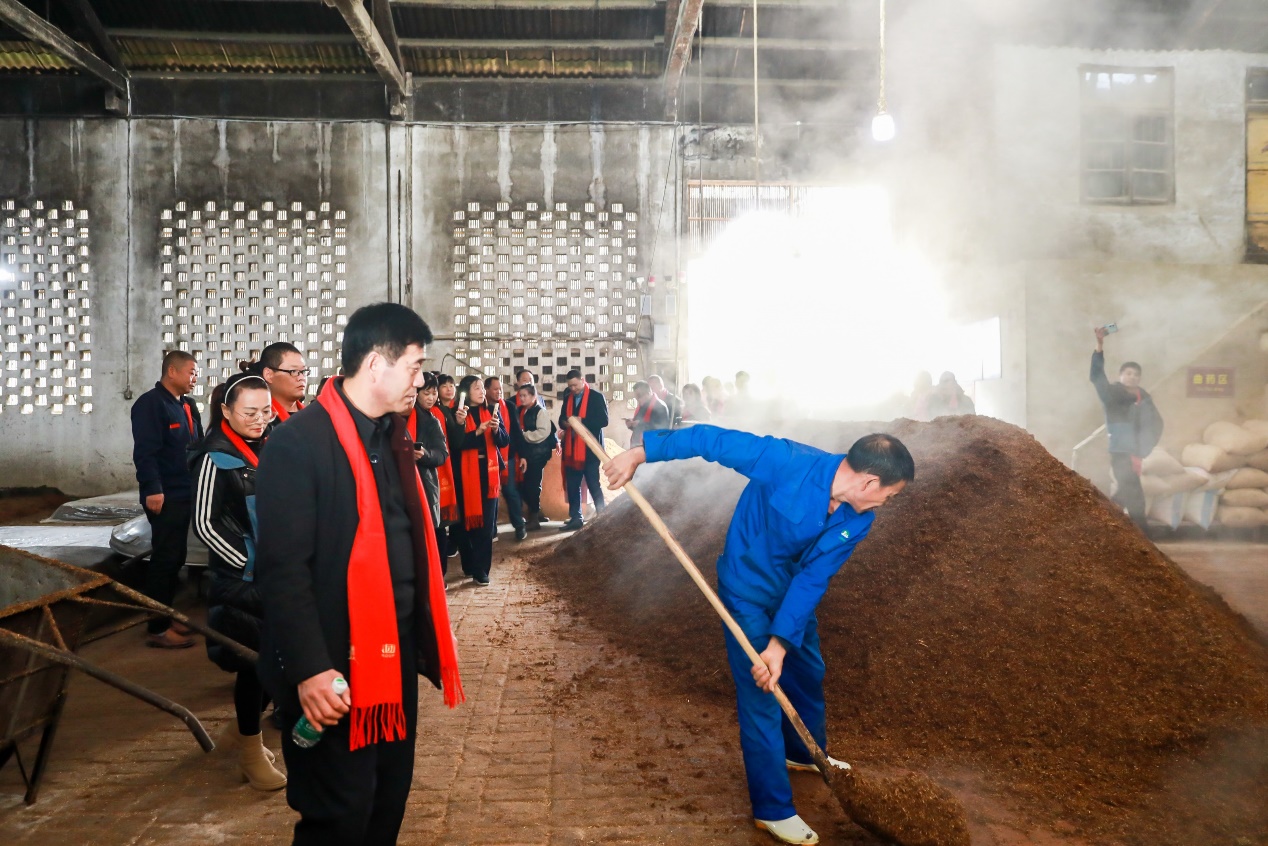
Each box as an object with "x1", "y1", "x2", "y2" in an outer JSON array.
[
  {"x1": 485, "y1": 376, "x2": 527, "y2": 541},
  {"x1": 255, "y1": 303, "x2": 463, "y2": 845},
  {"x1": 624, "y1": 380, "x2": 671, "y2": 448},
  {"x1": 557, "y1": 369, "x2": 609, "y2": 531}
]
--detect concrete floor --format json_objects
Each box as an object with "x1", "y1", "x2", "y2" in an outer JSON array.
[{"x1": 0, "y1": 532, "x2": 1262, "y2": 845}]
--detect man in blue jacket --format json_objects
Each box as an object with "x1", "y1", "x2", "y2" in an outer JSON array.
[
  {"x1": 1090, "y1": 326, "x2": 1162, "y2": 530},
  {"x1": 604, "y1": 425, "x2": 914, "y2": 845},
  {"x1": 130, "y1": 350, "x2": 203, "y2": 649}
]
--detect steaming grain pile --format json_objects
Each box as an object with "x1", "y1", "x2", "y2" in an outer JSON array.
[{"x1": 537, "y1": 415, "x2": 1268, "y2": 844}]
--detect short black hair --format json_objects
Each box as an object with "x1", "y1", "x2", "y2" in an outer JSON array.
[
  {"x1": 161, "y1": 349, "x2": 196, "y2": 377},
  {"x1": 260, "y1": 341, "x2": 302, "y2": 372},
  {"x1": 846, "y1": 434, "x2": 915, "y2": 487},
  {"x1": 484, "y1": 375, "x2": 501, "y2": 389},
  {"x1": 566, "y1": 369, "x2": 583, "y2": 382},
  {"x1": 1120, "y1": 361, "x2": 1142, "y2": 375},
  {"x1": 517, "y1": 383, "x2": 537, "y2": 396},
  {"x1": 341, "y1": 303, "x2": 434, "y2": 376},
  {"x1": 421, "y1": 371, "x2": 438, "y2": 391},
  {"x1": 518, "y1": 368, "x2": 536, "y2": 382},
  {"x1": 436, "y1": 373, "x2": 454, "y2": 387},
  {"x1": 632, "y1": 380, "x2": 649, "y2": 393}
]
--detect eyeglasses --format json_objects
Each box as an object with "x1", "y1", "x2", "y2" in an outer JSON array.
[
  {"x1": 274, "y1": 367, "x2": 311, "y2": 378},
  {"x1": 233, "y1": 408, "x2": 275, "y2": 422}
]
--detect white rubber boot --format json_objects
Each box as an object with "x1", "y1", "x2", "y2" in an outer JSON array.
[{"x1": 755, "y1": 814, "x2": 819, "y2": 845}]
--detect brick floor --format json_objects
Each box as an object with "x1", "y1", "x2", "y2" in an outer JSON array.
[{"x1": 6, "y1": 531, "x2": 1259, "y2": 845}]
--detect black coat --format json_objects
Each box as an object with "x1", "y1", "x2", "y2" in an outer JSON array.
[
  {"x1": 413, "y1": 407, "x2": 449, "y2": 529},
  {"x1": 557, "y1": 386, "x2": 609, "y2": 458},
  {"x1": 254, "y1": 402, "x2": 443, "y2": 716},
  {"x1": 190, "y1": 427, "x2": 263, "y2": 673},
  {"x1": 446, "y1": 407, "x2": 511, "y2": 508}
]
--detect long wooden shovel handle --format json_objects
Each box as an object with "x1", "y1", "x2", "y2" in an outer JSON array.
[{"x1": 566, "y1": 418, "x2": 837, "y2": 781}]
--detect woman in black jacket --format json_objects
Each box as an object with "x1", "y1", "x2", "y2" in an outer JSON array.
[
  {"x1": 448, "y1": 374, "x2": 509, "y2": 586},
  {"x1": 190, "y1": 372, "x2": 287, "y2": 791},
  {"x1": 410, "y1": 373, "x2": 453, "y2": 562}
]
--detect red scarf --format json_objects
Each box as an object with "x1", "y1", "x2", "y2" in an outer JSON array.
[
  {"x1": 561, "y1": 385, "x2": 591, "y2": 471},
  {"x1": 219, "y1": 421, "x2": 261, "y2": 467},
  {"x1": 636, "y1": 399, "x2": 656, "y2": 423},
  {"x1": 494, "y1": 399, "x2": 513, "y2": 480},
  {"x1": 271, "y1": 397, "x2": 303, "y2": 422},
  {"x1": 407, "y1": 406, "x2": 459, "y2": 523},
  {"x1": 317, "y1": 379, "x2": 464, "y2": 749},
  {"x1": 459, "y1": 406, "x2": 501, "y2": 529}
]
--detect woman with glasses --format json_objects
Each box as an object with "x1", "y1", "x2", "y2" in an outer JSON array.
[
  {"x1": 448, "y1": 374, "x2": 508, "y2": 586},
  {"x1": 241, "y1": 341, "x2": 309, "y2": 427},
  {"x1": 190, "y1": 371, "x2": 287, "y2": 792}
]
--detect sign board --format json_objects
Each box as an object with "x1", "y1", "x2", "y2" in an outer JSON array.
[{"x1": 1187, "y1": 367, "x2": 1235, "y2": 398}]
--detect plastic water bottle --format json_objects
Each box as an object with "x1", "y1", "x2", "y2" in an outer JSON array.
[{"x1": 291, "y1": 676, "x2": 349, "y2": 748}]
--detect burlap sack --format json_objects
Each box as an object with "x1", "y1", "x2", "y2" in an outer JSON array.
[
  {"x1": 1216, "y1": 505, "x2": 1268, "y2": 528},
  {"x1": 1182, "y1": 443, "x2": 1244, "y2": 473},
  {"x1": 1246, "y1": 450, "x2": 1268, "y2": 472},
  {"x1": 1140, "y1": 448, "x2": 1185, "y2": 477},
  {"x1": 1203, "y1": 421, "x2": 1268, "y2": 456},
  {"x1": 1220, "y1": 488, "x2": 1268, "y2": 508},
  {"x1": 1243, "y1": 419, "x2": 1268, "y2": 435},
  {"x1": 1226, "y1": 467, "x2": 1268, "y2": 490}
]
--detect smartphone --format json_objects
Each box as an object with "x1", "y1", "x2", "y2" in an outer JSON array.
[
  {"x1": 1101, "y1": 323, "x2": 1118, "y2": 334},
  {"x1": 413, "y1": 441, "x2": 424, "y2": 451}
]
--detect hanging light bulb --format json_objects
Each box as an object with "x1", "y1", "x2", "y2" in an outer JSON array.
[{"x1": 872, "y1": 0, "x2": 895, "y2": 142}]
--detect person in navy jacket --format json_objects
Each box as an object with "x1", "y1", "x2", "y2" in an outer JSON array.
[
  {"x1": 130, "y1": 350, "x2": 204, "y2": 649},
  {"x1": 604, "y1": 425, "x2": 914, "y2": 846}
]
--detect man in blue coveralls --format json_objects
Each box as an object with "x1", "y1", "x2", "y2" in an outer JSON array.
[{"x1": 604, "y1": 424, "x2": 914, "y2": 846}]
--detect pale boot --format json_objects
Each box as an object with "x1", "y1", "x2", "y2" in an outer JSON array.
[
  {"x1": 238, "y1": 732, "x2": 286, "y2": 791},
  {"x1": 755, "y1": 814, "x2": 819, "y2": 845},
  {"x1": 216, "y1": 721, "x2": 275, "y2": 763}
]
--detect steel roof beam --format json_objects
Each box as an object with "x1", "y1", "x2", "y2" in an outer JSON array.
[
  {"x1": 322, "y1": 0, "x2": 408, "y2": 116},
  {"x1": 0, "y1": 0, "x2": 128, "y2": 100},
  {"x1": 663, "y1": 0, "x2": 703, "y2": 118}
]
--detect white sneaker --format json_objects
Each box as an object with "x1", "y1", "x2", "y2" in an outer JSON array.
[
  {"x1": 785, "y1": 756, "x2": 850, "y2": 774},
  {"x1": 755, "y1": 815, "x2": 819, "y2": 845}
]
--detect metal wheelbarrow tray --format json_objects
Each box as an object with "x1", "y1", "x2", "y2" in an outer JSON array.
[{"x1": 0, "y1": 543, "x2": 256, "y2": 804}]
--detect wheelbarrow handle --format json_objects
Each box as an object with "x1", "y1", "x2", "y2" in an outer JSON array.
[
  {"x1": 564, "y1": 418, "x2": 837, "y2": 781},
  {"x1": 0, "y1": 627, "x2": 214, "y2": 753},
  {"x1": 103, "y1": 580, "x2": 258, "y2": 665}
]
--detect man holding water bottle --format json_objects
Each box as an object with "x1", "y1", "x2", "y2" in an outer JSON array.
[{"x1": 255, "y1": 303, "x2": 464, "y2": 845}]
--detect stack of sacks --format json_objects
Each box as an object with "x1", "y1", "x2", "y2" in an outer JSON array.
[
  {"x1": 1218, "y1": 464, "x2": 1268, "y2": 529},
  {"x1": 1178, "y1": 421, "x2": 1268, "y2": 530},
  {"x1": 1141, "y1": 448, "x2": 1208, "y2": 529}
]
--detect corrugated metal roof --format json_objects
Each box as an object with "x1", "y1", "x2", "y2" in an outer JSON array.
[
  {"x1": 0, "y1": 40, "x2": 73, "y2": 71},
  {"x1": 392, "y1": 6, "x2": 662, "y2": 41},
  {"x1": 115, "y1": 36, "x2": 372, "y2": 73},
  {"x1": 403, "y1": 45, "x2": 657, "y2": 77}
]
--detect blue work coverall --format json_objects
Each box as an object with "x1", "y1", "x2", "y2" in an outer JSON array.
[{"x1": 642, "y1": 425, "x2": 874, "y2": 821}]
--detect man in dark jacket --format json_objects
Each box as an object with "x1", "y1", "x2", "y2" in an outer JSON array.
[
  {"x1": 513, "y1": 383, "x2": 556, "y2": 531},
  {"x1": 557, "y1": 369, "x2": 609, "y2": 531},
  {"x1": 625, "y1": 380, "x2": 671, "y2": 447},
  {"x1": 1091, "y1": 326, "x2": 1163, "y2": 530},
  {"x1": 255, "y1": 303, "x2": 463, "y2": 846},
  {"x1": 130, "y1": 350, "x2": 203, "y2": 649}
]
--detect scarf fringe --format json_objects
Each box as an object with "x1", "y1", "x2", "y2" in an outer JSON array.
[
  {"x1": 442, "y1": 663, "x2": 465, "y2": 708},
  {"x1": 349, "y1": 702, "x2": 408, "y2": 751}
]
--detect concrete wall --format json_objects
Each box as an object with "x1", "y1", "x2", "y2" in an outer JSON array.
[
  {"x1": 0, "y1": 118, "x2": 745, "y2": 495},
  {"x1": 946, "y1": 46, "x2": 1268, "y2": 467}
]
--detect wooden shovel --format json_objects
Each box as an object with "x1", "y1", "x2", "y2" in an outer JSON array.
[{"x1": 564, "y1": 418, "x2": 970, "y2": 846}]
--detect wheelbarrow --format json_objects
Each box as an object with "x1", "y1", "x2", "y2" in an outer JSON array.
[{"x1": 0, "y1": 543, "x2": 257, "y2": 804}]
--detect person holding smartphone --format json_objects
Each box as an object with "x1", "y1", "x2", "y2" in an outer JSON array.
[
  {"x1": 408, "y1": 373, "x2": 452, "y2": 562},
  {"x1": 448, "y1": 375, "x2": 509, "y2": 585},
  {"x1": 1091, "y1": 325, "x2": 1163, "y2": 530}
]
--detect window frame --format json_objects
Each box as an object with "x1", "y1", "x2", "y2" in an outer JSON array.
[{"x1": 1079, "y1": 65, "x2": 1176, "y2": 207}]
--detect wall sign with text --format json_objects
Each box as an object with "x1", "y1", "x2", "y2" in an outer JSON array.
[{"x1": 1187, "y1": 367, "x2": 1235, "y2": 398}]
